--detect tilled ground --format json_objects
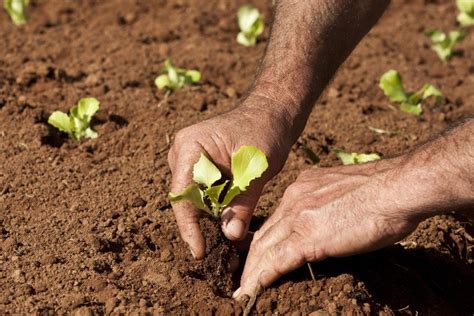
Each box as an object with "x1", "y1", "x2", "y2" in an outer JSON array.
[{"x1": 0, "y1": 0, "x2": 473, "y2": 314}]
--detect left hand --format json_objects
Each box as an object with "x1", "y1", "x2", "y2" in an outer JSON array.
[{"x1": 234, "y1": 158, "x2": 420, "y2": 299}]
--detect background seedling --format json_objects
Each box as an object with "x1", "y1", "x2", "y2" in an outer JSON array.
[
  {"x1": 154, "y1": 58, "x2": 201, "y2": 92},
  {"x1": 237, "y1": 5, "x2": 264, "y2": 46},
  {"x1": 457, "y1": 0, "x2": 474, "y2": 26},
  {"x1": 169, "y1": 146, "x2": 268, "y2": 218},
  {"x1": 369, "y1": 126, "x2": 400, "y2": 136},
  {"x1": 425, "y1": 29, "x2": 465, "y2": 61},
  {"x1": 379, "y1": 70, "x2": 444, "y2": 115},
  {"x1": 333, "y1": 149, "x2": 380, "y2": 165},
  {"x1": 48, "y1": 98, "x2": 100, "y2": 140},
  {"x1": 4, "y1": 0, "x2": 28, "y2": 25}
]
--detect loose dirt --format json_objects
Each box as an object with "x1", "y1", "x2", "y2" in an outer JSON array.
[{"x1": 1, "y1": 0, "x2": 473, "y2": 314}]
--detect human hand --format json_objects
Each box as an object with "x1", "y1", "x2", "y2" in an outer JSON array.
[
  {"x1": 168, "y1": 95, "x2": 297, "y2": 259},
  {"x1": 234, "y1": 158, "x2": 421, "y2": 299}
]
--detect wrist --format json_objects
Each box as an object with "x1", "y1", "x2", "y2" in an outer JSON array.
[
  {"x1": 388, "y1": 134, "x2": 473, "y2": 221},
  {"x1": 240, "y1": 86, "x2": 313, "y2": 145}
]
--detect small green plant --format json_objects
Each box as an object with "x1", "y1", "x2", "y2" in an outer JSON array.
[
  {"x1": 154, "y1": 59, "x2": 201, "y2": 92},
  {"x1": 333, "y1": 149, "x2": 380, "y2": 165},
  {"x1": 237, "y1": 5, "x2": 264, "y2": 46},
  {"x1": 48, "y1": 98, "x2": 100, "y2": 140},
  {"x1": 4, "y1": 0, "x2": 28, "y2": 25},
  {"x1": 379, "y1": 70, "x2": 444, "y2": 116},
  {"x1": 425, "y1": 29, "x2": 465, "y2": 61},
  {"x1": 457, "y1": 0, "x2": 474, "y2": 26},
  {"x1": 169, "y1": 146, "x2": 268, "y2": 217}
]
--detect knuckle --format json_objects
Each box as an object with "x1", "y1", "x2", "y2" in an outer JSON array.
[
  {"x1": 293, "y1": 212, "x2": 326, "y2": 262},
  {"x1": 250, "y1": 238, "x2": 264, "y2": 254}
]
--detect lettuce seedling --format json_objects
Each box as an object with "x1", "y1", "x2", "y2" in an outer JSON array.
[
  {"x1": 154, "y1": 59, "x2": 200, "y2": 91},
  {"x1": 425, "y1": 29, "x2": 465, "y2": 61},
  {"x1": 237, "y1": 5, "x2": 264, "y2": 46},
  {"x1": 457, "y1": 0, "x2": 474, "y2": 26},
  {"x1": 48, "y1": 98, "x2": 100, "y2": 140},
  {"x1": 4, "y1": 0, "x2": 28, "y2": 25},
  {"x1": 379, "y1": 70, "x2": 444, "y2": 115},
  {"x1": 333, "y1": 149, "x2": 380, "y2": 165},
  {"x1": 169, "y1": 146, "x2": 268, "y2": 217}
]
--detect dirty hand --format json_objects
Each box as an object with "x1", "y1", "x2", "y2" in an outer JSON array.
[
  {"x1": 234, "y1": 118, "x2": 473, "y2": 299},
  {"x1": 168, "y1": 95, "x2": 297, "y2": 259},
  {"x1": 235, "y1": 158, "x2": 422, "y2": 299}
]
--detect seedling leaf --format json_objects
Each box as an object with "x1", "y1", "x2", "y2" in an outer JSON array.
[
  {"x1": 457, "y1": 0, "x2": 474, "y2": 26},
  {"x1": 421, "y1": 84, "x2": 444, "y2": 102},
  {"x1": 333, "y1": 149, "x2": 380, "y2": 165},
  {"x1": 379, "y1": 70, "x2": 444, "y2": 116},
  {"x1": 231, "y1": 145, "x2": 268, "y2": 191},
  {"x1": 379, "y1": 70, "x2": 407, "y2": 103},
  {"x1": 425, "y1": 29, "x2": 465, "y2": 61},
  {"x1": 4, "y1": 0, "x2": 28, "y2": 25},
  {"x1": 47, "y1": 97, "x2": 100, "y2": 140},
  {"x1": 206, "y1": 180, "x2": 229, "y2": 207},
  {"x1": 48, "y1": 111, "x2": 72, "y2": 134},
  {"x1": 400, "y1": 103, "x2": 422, "y2": 116},
  {"x1": 77, "y1": 97, "x2": 100, "y2": 119},
  {"x1": 169, "y1": 146, "x2": 268, "y2": 217},
  {"x1": 169, "y1": 185, "x2": 211, "y2": 214},
  {"x1": 155, "y1": 75, "x2": 171, "y2": 90},
  {"x1": 154, "y1": 58, "x2": 200, "y2": 91},
  {"x1": 356, "y1": 153, "x2": 381, "y2": 164},
  {"x1": 237, "y1": 5, "x2": 264, "y2": 46},
  {"x1": 193, "y1": 153, "x2": 222, "y2": 188}
]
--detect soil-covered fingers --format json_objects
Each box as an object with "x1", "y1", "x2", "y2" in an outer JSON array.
[
  {"x1": 168, "y1": 145, "x2": 206, "y2": 259},
  {"x1": 235, "y1": 232, "x2": 306, "y2": 299},
  {"x1": 239, "y1": 216, "x2": 295, "y2": 293}
]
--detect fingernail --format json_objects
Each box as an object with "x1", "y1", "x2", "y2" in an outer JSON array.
[
  {"x1": 190, "y1": 248, "x2": 197, "y2": 259},
  {"x1": 232, "y1": 287, "x2": 242, "y2": 299},
  {"x1": 224, "y1": 218, "x2": 246, "y2": 240}
]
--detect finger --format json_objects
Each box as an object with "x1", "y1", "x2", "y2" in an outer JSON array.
[
  {"x1": 221, "y1": 177, "x2": 266, "y2": 241},
  {"x1": 170, "y1": 148, "x2": 206, "y2": 259},
  {"x1": 240, "y1": 216, "x2": 294, "y2": 285},
  {"x1": 235, "y1": 232, "x2": 306, "y2": 299}
]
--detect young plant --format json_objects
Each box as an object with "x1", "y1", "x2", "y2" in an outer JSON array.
[
  {"x1": 4, "y1": 0, "x2": 28, "y2": 25},
  {"x1": 425, "y1": 29, "x2": 465, "y2": 61},
  {"x1": 169, "y1": 146, "x2": 268, "y2": 218},
  {"x1": 48, "y1": 98, "x2": 100, "y2": 140},
  {"x1": 457, "y1": 0, "x2": 474, "y2": 27},
  {"x1": 379, "y1": 70, "x2": 444, "y2": 115},
  {"x1": 236, "y1": 5, "x2": 264, "y2": 46},
  {"x1": 333, "y1": 149, "x2": 380, "y2": 165},
  {"x1": 154, "y1": 59, "x2": 201, "y2": 92}
]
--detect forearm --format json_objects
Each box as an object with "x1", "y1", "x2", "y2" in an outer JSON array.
[
  {"x1": 244, "y1": 0, "x2": 390, "y2": 142},
  {"x1": 389, "y1": 119, "x2": 474, "y2": 221}
]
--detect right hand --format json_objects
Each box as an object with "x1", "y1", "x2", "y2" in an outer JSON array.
[{"x1": 168, "y1": 95, "x2": 295, "y2": 259}]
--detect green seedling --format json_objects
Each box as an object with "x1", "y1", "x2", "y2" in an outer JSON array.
[
  {"x1": 154, "y1": 59, "x2": 201, "y2": 92},
  {"x1": 4, "y1": 0, "x2": 28, "y2": 25},
  {"x1": 368, "y1": 126, "x2": 400, "y2": 136},
  {"x1": 379, "y1": 70, "x2": 444, "y2": 116},
  {"x1": 48, "y1": 98, "x2": 100, "y2": 140},
  {"x1": 425, "y1": 29, "x2": 465, "y2": 61},
  {"x1": 457, "y1": 0, "x2": 474, "y2": 26},
  {"x1": 169, "y1": 146, "x2": 268, "y2": 217},
  {"x1": 237, "y1": 5, "x2": 264, "y2": 46},
  {"x1": 333, "y1": 149, "x2": 380, "y2": 165}
]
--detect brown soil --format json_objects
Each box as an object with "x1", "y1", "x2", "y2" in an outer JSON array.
[{"x1": 1, "y1": 0, "x2": 473, "y2": 314}]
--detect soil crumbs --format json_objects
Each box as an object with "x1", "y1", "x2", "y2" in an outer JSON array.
[{"x1": 1, "y1": 0, "x2": 473, "y2": 315}]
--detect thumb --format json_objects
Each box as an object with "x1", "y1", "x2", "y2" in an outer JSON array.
[{"x1": 221, "y1": 179, "x2": 265, "y2": 241}]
